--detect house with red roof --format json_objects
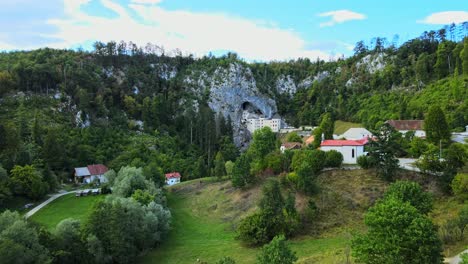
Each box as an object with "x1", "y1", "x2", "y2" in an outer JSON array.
[
  {"x1": 74, "y1": 164, "x2": 109, "y2": 184},
  {"x1": 165, "y1": 172, "x2": 181, "y2": 186},
  {"x1": 320, "y1": 138, "x2": 368, "y2": 164}
]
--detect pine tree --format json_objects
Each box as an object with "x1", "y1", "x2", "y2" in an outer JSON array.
[{"x1": 424, "y1": 106, "x2": 450, "y2": 144}]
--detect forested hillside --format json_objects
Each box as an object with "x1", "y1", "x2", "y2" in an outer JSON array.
[{"x1": 0, "y1": 24, "x2": 467, "y2": 203}]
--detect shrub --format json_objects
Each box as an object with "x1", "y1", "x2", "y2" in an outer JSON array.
[
  {"x1": 256, "y1": 235, "x2": 297, "y2": 264},
  {"x1": 237, "y1": 212, "x2": 269, "y2": 245},
  {"x1": 357, "y1": 155, "x2": 372, "y2": 169},
  {"x1": 451, "y1": 173, "x2": 468, "y2": 201},
  {"x1": 438, "y1": 220, "x2": 463, "y2": 244},
  {"x1": 383, "y1": 181, "x2": 433, "y2": 214},
  {"x1": 325, "y1": 150, "x2": 343, "y2": 168},
  {"x1": 216, "y1": 256, "x2": 236, "y2": 264}
]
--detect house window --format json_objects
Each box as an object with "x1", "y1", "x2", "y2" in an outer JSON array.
[{"x1": 352, "y1": 149, "x2": 355, "y2": 158}]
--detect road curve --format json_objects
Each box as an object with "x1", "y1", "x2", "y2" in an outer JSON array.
[{"x1": 24, "y1": 191, "x2": 77, "y2": 219}]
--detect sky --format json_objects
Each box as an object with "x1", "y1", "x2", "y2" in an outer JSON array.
[{"x1": 0, "y1": 0, "x2": 467, "y2": 61}]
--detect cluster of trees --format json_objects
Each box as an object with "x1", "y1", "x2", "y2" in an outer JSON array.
[
  {"x1": 352, "y1": 181, "x2": 443, "y2": 263},
  {"x1": 237, "y1": 180, "x2": 299, "y2": 245},
  {"x1": 0, "y1": 165, "x2": 171, "y2": 264},
  {"x1": 231, "y1": 127, "x2": 343, "y2": 193}
]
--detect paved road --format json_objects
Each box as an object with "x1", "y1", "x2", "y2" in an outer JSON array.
[
  {"x1": 445, "y1": 249, "x2": 468, "y2": 264},
  {"x1": 24, "y1": 190, "x2": 77, "y2": 219},
  {"x1": 398, "y1": 158, "x2": 420, "y2": 172}
]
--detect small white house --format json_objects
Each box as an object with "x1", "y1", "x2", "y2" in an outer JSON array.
[
  {"x1": 320, "y1": 138, "x2": 368, "y2": 164},
  {"x1": 280, "y1": 142, "x2": 302, "y2": 153},
  {"x1": 165, "y1": 172, "x2": 181, "y2": 186},
  {"x1": 386, "y1": 120, "x2": 425, "y2": 138},
  {"x1": 341, "y1": 128, "x2": 373, "y2": 140}
]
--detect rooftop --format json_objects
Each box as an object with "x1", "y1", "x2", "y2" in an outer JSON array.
[
  {"x1": 321, "y1": 138, "x2": 368, "y2": 146},
  {"x1": 386, "y1": 120, "x2": 424, "y2": 131}
]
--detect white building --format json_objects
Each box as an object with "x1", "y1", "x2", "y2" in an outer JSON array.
[
  {"x1": 341, "y1": 128, "x2": 373, "y2": 140},
  {"x1": 386, "y1": 120, "x2": 425, "y2": 138},
  {"x1": 165, "y1": 172, "x2": 181, "y2": 186},
  {"x1": 320, "y1": 138, "x2": 368, "y2": 164},
  {"x1": 247, "y1": 118, "x2": 282, "y2": 133}
]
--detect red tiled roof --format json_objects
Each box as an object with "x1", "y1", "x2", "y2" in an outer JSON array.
[
  {"x1": 386, "y1": 120, "x2": 424, "y2": 131},
  {"x1": 87, "y1": 164, "x2": 108, "y2": 176},
  {"x1": 305, "y1": 135, "x2": 315, "y2": 145},
  {"x1": 321, "y1": 138, "x2": 368, "y2": 146},
  {"x1": 165, "y1": 172, "x2": 181, "y2": 179}
]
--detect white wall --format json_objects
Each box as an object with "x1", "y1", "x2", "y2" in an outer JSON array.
[
  {"x1": 400, "y1": 130, "x2": 426, "y2": 138},
  {"x1": 166, "y1": 178, "x2": 180, "y2": 186},
  {"x1": 321, "y1": 145, "x2": 365, "y2": 164}
]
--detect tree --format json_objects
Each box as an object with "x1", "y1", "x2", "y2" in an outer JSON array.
[
  {"x1": 312, "y1": 127, "x2": 323, "y2": 149},
  {"x1": 452, "y1": 173, "x2": 468, "y2": 201},
  {"x1": 256, "y1": 235, "x2": 297, "y2": 264},
  {"x1": 368, "y1": 123, "x2": 400, "y2": 181},
  {"x1": 0, "y1": 165, "x2": 11, "y2": 206},
  {"x1": 249, "y1": 127, "x2": 277, "y2": 158},
  {"x1": 383, "y1": 181, "x2": 433, "y2": 214},
  {"x1": 424, "y1": 106, "x2": 450, "y2": 145},
  {"x1": 9, "y1": 165, "x2": 48, "y2": 200},
  {"x1": 112, "y1": 166, "x2": 159, "y2": 198},
  {"x1": 434, "y1": 42, "x2": 450, "y2": 78},
  {"x1": 319, "y1": 113, "x2": 334, "y2": 140},
  {"x1": 225, "y1": 161, "x2": 234, "y2": 177},
  {"x1": 461, "y1": 253, "x2": 468, "y2": 264},
  {"x1": 0, "y1": 210, "x2": 51, "y2": 263},
  {"x1": 53, "y1": 219, "x2": 88, "y2": 264},
  {"x1": 286, "y1": 132, "x2": 302, "y2": 143},
  {"x1": 461, "y1": 37, "x2": 468, "y2": 75},
  {"x1": 232, "y1": 153, "x2": 253, "y2": 188},
  {"x1": 352, "y1": 198, "x2": 443, "y2": 264},
  {"x1": 131, "y1": 189, "x2": 156, "y2": 205},
  {"x1": 214, "y1": 152, "x2": 226, "y2": 179}
]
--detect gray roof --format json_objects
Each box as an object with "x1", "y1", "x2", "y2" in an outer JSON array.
[
  {"x1": 342, "y1": 128, "x2": 373, "y2": 140},
  {"x1": 75, "y1": 167, "x2": 90, "y2": 177}
]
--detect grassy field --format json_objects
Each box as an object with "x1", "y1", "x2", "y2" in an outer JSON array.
[
  {"x1": 334, "y1": 120, "x2": 363, "y2": 135},
  {"x1": 29, "y1": 193, "x2": 105, "y2": 230}
]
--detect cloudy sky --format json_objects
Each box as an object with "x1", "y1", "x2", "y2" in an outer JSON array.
[{"x1": 0, "y1": 0, "x2": 467, "y2": 61}]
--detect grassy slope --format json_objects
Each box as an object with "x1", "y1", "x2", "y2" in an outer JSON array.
[
  {"x1": 141, "y1": 170, "x2": 387, "y2": 264},
  {"x1": 334, "y1": 120, "x2": 363, "y2": 135},
  {"x1": 30, "y1": 193, "x2": 105, "y2": 230},
  {"x1": 141, "y1": 170, "x2": 466, "y2": 264}
]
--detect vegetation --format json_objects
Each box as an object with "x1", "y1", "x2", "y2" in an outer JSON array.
[
  {"x1": 257, "y1": 235, "x2": 297, "y2": 264},
  {"x1": 352, "y1": 189, "x2": 443, "y2": 264},
  {"x1": 367, "y1": 123, "x2": 401, "y2": 181}
]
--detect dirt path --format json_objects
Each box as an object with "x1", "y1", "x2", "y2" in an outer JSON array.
[{"x1": 24, "y1": 191, "x2": 77, "y2": 219}]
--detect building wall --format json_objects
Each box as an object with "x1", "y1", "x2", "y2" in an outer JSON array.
[
  {"x1": 166, "y1": 178, "x2": 180, "y2": 186},
  {"x1": 321, "y1": 145, "x2": 365, "y2": 164},
  {"x1": 246, "y1": 118, "x2": 282, "y2": 133},
  {"x1": 399, "y1": 130, "x2": 426, "y2": 138}
]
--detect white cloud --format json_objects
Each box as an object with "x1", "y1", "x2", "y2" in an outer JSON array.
[
  {"x1": 130, "y1": 0, "x2": 162, "y2": 4},
  {"x1": 418, "y1": 11, "x2": 468, "y2": 25},
  {"x1": 44, "y1": 0, "x2": 333, "y2": 61},
  {"x1": 318, "y1": 10, "x2": 366, "y2": 27}
]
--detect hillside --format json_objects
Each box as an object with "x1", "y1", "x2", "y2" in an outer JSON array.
[{"x1": 140, "y1": 169, "x2": 466, "y2": 263}]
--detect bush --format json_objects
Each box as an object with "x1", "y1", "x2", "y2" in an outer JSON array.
[
  {"x1": 383, "y1": 181, "x2": 433, "y2": 214},
  {"x1": 451, "y1": 173, "x2": 468, "y2": 201},
  {"x1": 237, "y1": 212, "x2": 269, "y2": 245},
  {"x1": 256, "y1": 235, "x2": 297, "y2": 264},
  {"x1": 216, "y1": 256, "x2": 236, "y2": 264},
  {"x1": 438, "y1": 220, "x2": 463, "y2": 244},
  {"x1": 325, "y1": 150, "x2": 343, "y2": 168},
  {"x1": 357, "y1": 155, "x2": 372, "y2": 169}
]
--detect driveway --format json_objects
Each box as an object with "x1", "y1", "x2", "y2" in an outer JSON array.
[
  {"x1": 445, "y1": 249, "x2": 468, "y2": 264},
  {"x1": 24, "y1": 190, "x2": 77, "y2": 219},
  {"x1": 398, "y1": 158, "x2": 420, "y2": 172}
]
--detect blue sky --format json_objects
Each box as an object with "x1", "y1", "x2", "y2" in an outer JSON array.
[{"x1": 0, "y1": 0, "x2": 467, "y2": 61}]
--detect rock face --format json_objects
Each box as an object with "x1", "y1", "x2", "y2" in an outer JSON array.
[
  {"x1": 356, "y1": 53, "x2": 386, "y2": 74},
  {"x1": 184, "y1": 63, "x2": 278, "y2": 148}
]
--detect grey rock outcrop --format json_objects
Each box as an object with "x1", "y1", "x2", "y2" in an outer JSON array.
[{"x1": 184, "y1": 63, "x2": 278, "y2": 148}]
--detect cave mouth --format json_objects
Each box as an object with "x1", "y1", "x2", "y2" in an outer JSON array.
[{"x1": 242, "y1": 102, "x2": 263, "y2": 116}]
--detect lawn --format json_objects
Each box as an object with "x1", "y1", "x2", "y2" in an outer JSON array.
[
  {"x1": 334, "y1": 120, "x2": 363, "y2": 135},
  {"x1": 29, "y1": 193, "x2": 105, "y2": 230}
]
